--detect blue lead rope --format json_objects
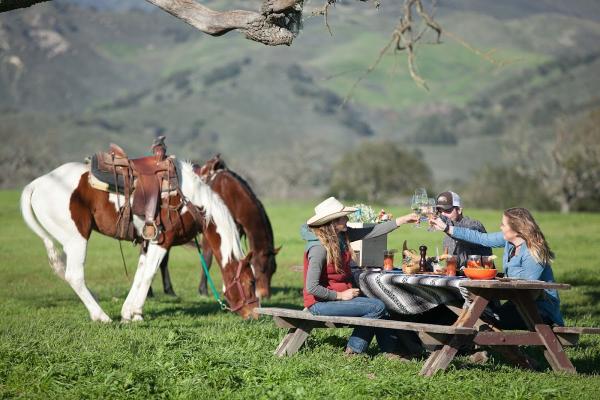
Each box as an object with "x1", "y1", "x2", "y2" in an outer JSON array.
[{"x1": 194, "y1": 236, "x2": 227, "y2": 310}]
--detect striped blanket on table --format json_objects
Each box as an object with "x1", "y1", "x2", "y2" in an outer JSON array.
[{"x1": 358, "y1": 270, "x2": 467, "y2": 315}]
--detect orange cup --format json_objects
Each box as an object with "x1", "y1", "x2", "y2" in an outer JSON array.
[
  {"x1": 383, "y1": 250, "x2": 395, "y2": 271},
  {"x1": 446, "y1": 256, "x2": 457, "y2": 276}
]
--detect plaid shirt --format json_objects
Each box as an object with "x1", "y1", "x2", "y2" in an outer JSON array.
[{"x1": 443, "y1": 216, "x2": 492, "y2": 267}]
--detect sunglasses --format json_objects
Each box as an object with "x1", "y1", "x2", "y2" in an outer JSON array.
[{"x1": 437, "y1": 207, "x2": 455, "y2": 214}]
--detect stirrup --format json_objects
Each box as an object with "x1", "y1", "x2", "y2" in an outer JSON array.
[{"x1": 142, "y1": 221, "x2": 159, "y2": 241}]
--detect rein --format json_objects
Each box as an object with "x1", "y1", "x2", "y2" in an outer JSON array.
[
  {"x1": 194, "y1": 236, "x2": 227, "y2": 310},
  {"x1": 193, "y1": 236, "x2": 258, "y2": 312}
]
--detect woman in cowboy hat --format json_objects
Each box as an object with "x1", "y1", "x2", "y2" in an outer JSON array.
[{"x1": 301, "y1": 197, "x2": 418, "y2": 355}]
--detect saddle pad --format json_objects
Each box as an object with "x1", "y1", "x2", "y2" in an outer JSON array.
[{"x1": 90, "y1": 154, "x2": 129, "y2": 194}]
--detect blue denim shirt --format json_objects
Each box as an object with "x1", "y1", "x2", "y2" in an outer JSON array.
[{"x1": 452, "y1": 227, "x2": 564, "y2": 326}]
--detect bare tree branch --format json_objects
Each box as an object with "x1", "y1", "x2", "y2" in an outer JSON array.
[
  {"x1": 146, "y1": 0, "x2": 303, "y2": 46},
  {"x1": 0, "y1": 0, "x2": 446, "y2": 90},
  {"x1": 0, "y1": 0, "x2": 49, "y2": 12}
]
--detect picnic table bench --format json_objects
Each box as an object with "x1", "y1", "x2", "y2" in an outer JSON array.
[
  {"x1": 257, "y1": 275, "x2": 600, "y2": 376},
  {"x1": 256, "y1": 307, "x2": 475, "y2": 357}
]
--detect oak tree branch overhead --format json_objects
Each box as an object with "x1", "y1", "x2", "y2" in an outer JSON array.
[{"x1": 1, "y1": 0, "x2": 443, "y2": 86}]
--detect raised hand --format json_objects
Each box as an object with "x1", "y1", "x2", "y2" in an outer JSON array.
[
  {"x1": 337, "y1": 288, "x2": 360, "y2": 301},
  {"x1": 428, "y1": 215, "x2": 447, "y2": 232},
  {"x1": 396, "y1": 212, "x2": 420, "y2": 226}
]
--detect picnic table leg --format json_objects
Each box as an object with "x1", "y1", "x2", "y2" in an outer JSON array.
[
  {"x1": 273, "y1": 320, "x2": 313, "y2": 357},
  {"x1": 274, "y1": 329, "x2": 297, "y2": 356},
  {"x1": 420, "y1": 295, "x2": 489, "y2": 377},
  {"x1": 512, "y1": 293, "x2": 576, "y2": 373},
  {"x1": 446, "y1": 304, "x2": 538, "y2": 370}
]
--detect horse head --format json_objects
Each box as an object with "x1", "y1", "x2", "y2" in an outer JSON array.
[
  {"x1": 252, "y1": 245, "x2": 281, "y2": 299},
  {"x1": 181, "y1": 161, "x2": 259, "y2": 318},
  {"x1": 221, "y1": 251, "x2": 259, "y2": 319},
  {"x1": 197, "y1": 154, "x2": 227, "y2": 178}
]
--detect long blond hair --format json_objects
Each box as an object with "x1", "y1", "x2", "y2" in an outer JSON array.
[
  {"x1": 311, "y1": 221, "x2": 355, "y2": 273},
  {"x1": 504, "y1": 207, "x2": 554, "y2": 265}
]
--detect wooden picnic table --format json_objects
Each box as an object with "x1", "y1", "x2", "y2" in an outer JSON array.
[
  {"x1": 257, "y1": 274, "x2": 600, "y2": 376},
  {"x1": 419, "y1": 277, "x2": 575, "y2": 376}
]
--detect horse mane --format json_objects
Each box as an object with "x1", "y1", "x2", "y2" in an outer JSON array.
[
  {"x1": 178, "y1": 160, "x2": 243, "y2": 264},
  {"x1": 219, "y1": 167, "x2": 274, "y2": 247}
]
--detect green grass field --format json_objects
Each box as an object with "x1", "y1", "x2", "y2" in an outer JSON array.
[{"x1": 2, "y1": 190, "x2": 600, "y2": 399}]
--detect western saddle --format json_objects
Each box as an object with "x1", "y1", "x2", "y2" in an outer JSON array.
[{"x1": 89, "y1": 136, "x2": 179, "y2": 242}]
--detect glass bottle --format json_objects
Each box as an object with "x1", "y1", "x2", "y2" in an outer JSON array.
[{"x1": 419, "y1": 245, "x2": 427, "y2": 273}]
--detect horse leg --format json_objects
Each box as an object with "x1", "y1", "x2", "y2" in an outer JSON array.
[
  {"x1": 123, "y1": 244, "x2": 167, "y2": 322},
  {"x1": 146, "y1": 250, "x2": 175, "y2": 298},
  {"x1": 63, "y1": 239, "x2": 112, "y2": 323},
  {"x1": 198, "y1": 235, "x2": 213, "y2": 296},
  {"x1": 160, "y1": 250, "x2": 176, "y2": 296},
  {"x1": 121, "y1": 250, "x2": 148, "y2": 321}
]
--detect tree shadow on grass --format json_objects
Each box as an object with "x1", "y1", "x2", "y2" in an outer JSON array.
[
  {"x1": 561, "y1": 285, "x2": 600, "y2": 322},
  {"x1": 256, "y1": 286, "x2": 304, "y2": 309},
  {"x1": 568, "y1": 349, "x2": 600, "y2": 375},
  {"x1": 560, "y1": 273, "x2": 600, "y2": 287},
  {"x1": 453, "y1": 344, "x2": 600, "y2": 376},
  {"x1": 147, "y1": 302, "x2": 223, "y2": 319}
]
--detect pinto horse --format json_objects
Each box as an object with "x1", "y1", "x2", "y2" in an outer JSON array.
[
  {"x1": 20, "y1": 160, "x2": 259, "y2": 321},
  {"x1": 157, "y1": 154, "x2": 278, "y2": 299}
]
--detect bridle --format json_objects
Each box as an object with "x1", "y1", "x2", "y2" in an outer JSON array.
[
  {"x1": 199, "y1": 166, "x2": 225, "y2": 185},
  {"x1": 224, "y1": 258, "x2": 259, "y2": 312}
]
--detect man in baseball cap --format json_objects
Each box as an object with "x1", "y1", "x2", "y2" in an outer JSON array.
[{"x1": 435, "y1": 191, "x2": 492, "y2": 269}]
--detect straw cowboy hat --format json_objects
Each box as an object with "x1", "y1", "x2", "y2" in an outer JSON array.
[{"x1": 307, "y1": 197, "x2": 357, "y2": 227}]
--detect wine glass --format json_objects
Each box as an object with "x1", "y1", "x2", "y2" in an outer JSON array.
[
  {"x1": 411, "y1": 188, "x2": 428, "y2": 228},
  {"x1": 410, "y1": 194, "x2": 422, "y2": 228},
  {"x1": 426, "y1": 198, "x2": 437, "y2": 231}
]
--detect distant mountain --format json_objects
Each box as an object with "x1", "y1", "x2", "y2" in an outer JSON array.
[
  {"x1": 0, "y1": 4, "x2": 194, "y2": 113},
  {"x1": 437, "y1": 0, "x2": 600, "y2": 22},
  {"x1": 56, "y1": 0, "x2": 600, "y2": 22},
  {"x1": 1, "y1": 1, "x2": 600, "y2": 197}
]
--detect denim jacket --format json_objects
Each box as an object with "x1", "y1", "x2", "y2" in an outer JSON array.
[{"x1": 452, "y1": 227, "x2": 564, "y2": 326}]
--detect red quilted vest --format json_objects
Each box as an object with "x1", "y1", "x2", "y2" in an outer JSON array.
[{"x1": 303, "y1": 249, "x2": 353, "y2": 308}]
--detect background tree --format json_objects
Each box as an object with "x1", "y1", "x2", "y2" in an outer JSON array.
[
  {"x1": 550, "y1": 109, "x2": 600, "y2": 212},
  {"x1": 461, "y1": 165, "x2": 558, "y2": 212},
  {"x1": 503, "y1": 108, "x2": 600, "y2": 213},
  {"x1": 329, "y1": 141, "x2": 432, "y2": 203}
]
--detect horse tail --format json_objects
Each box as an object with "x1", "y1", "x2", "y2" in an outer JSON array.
[{"x1": 20, "y1": 182, "x2": 67, "y2": 280}]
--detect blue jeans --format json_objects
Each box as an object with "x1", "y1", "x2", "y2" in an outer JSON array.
[{"x1": 309, "y1": 297, "x2": 396, "y2": 353}]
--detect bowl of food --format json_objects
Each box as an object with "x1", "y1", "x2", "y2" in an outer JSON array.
[
  {"x1": 463, "y1": 268, "x2": 498, "y2": 280},
  {"x1": 402, "y1": 263, "x2": 421, "y2": 275}
]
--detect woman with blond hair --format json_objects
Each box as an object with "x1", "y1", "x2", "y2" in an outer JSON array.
[
  {"x1": 430, "y1": 207, "x2": 564, "y2": 328},
  {"x1": 301, "y1": 197, "x2": 418, "y2": 355}
]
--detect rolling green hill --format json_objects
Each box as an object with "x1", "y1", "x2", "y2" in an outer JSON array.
[{"x1": 1, "y1": 2, "x2": 599, "y2": 198}]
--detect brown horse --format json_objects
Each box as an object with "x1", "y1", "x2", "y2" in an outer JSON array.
[
  {"x1": 21, "y1": 160, "x2": 259, "y2": 321},
  {"x1": 157, "y1": 154, "x2": 278, "y2": 299}
]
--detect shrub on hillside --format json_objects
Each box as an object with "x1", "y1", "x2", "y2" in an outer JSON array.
[
  {"x1": 203, "y1": 58, "x2": 251, "y2": 87},
  {"x1": 411, "y1": 116, "x2": 457, "y2": 144},
  {"x1": 329, "y1": 141, "x2": 433, "y2": 202},
  {"x1": 461, "y1": 165, "x2": 558, "y2": 211}
]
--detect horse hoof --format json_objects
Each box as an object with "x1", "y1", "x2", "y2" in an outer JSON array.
[
  {"x1": 90, "y1": 313, "x2": 112, "y2": 324},
  {"x1": 132, "y1": 314, "x2": 144, "y2": 322},
  {"x1": 92, "y1": 314, "x2": 112, "y2": 323}
]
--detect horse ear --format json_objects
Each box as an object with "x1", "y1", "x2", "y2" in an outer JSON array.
[{"x1": 273, "y1": 245, "x2": 282, "y2": 255}]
